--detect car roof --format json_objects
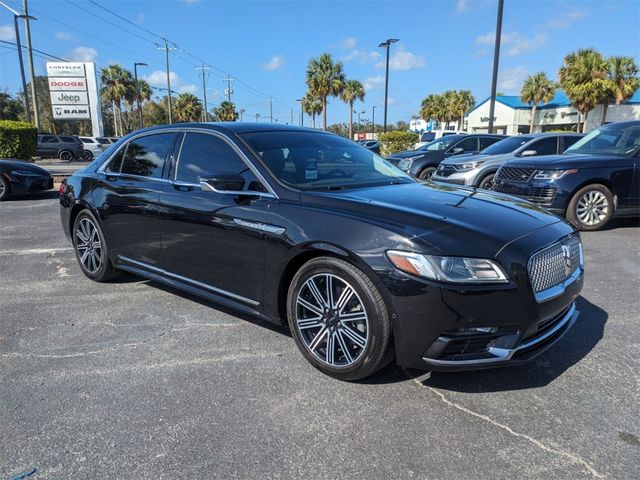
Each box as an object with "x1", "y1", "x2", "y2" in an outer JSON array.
[{"x1": 129, "y1": 122, "x2": 333, "y2": 137}]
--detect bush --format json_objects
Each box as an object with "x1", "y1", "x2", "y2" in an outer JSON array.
[
  {"x1": 379, "y1": 130, "x2": 419, "y2": 155},
  {"x1": 0, "y1": 120, "x2": 37, "y2": 160}
]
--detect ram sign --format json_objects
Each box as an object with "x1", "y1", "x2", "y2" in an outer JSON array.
[{"x1": 46, "y1": 62, "x2": 104, "y2": 136}]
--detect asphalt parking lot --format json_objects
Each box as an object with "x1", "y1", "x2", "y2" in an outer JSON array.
[{"x1": 1, "y1": 193, "x2": 638, "y2": 479}]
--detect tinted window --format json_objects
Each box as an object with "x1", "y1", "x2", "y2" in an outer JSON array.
[
  {"x1": 562, "y1": 135, "x2": 582, "y2": 150},
  {"x1": 479, "y1": 137, "x2": 502, "y2": 150},
  {"x1": 420, "y1": 132, "x2": 435, "y2": 143},
  {"x1": 97, "y1": 138, "x2": 110, "y2": 145},
  {"x1": 121, "y1": 133, "x2": 175, "y2": 178},
  {"x1": 454, "y1": 137, "x2": 478, "y2": 153},
  {"x1": 176, "y1": 132, "x2": 248, "y2": 184},
  {"x1": 60, "y1": 136, "x2": 75, "y2": 143},
  {"x1": 565, "y1": 124, "x2": 640, "y2": 156},
  {"x1": 529, "y1": 137, "x2": 558, "y2": 155},
  {"x1": 44, "y1": 136, "x2": 59, "y2": 143},
  {"x1": 481, "y1": 136, "x2": 533, "y2": 154},
  {"x1": 79, "y1": 137, "x2": 94, "y2": 143},
  {"x1": 105, "y1": 148, "x2": 125, "y2": 173}
]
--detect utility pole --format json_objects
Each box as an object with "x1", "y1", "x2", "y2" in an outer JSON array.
[
  {"x1": 268, "y1": 97, "x2": 273, "y2": 123},
  {"x1": 296, "y1": 98, "x2": 304, "y2": 126},
  {"x1": 255, "y1": 113, "x2": 260, "y2": 122},
  {"x1": 196, "y1": 64, "x2": 210, "y2": 121},
  {"x1": 378, "y1": 38, "x2": 399, "y2": 133},
  {"x1": 290, "y1": 108, "x2": 294, "y2": 125},
  {"x1": 488, "y1": 0, "x2": 504, "y2": 134},
  {"x1": 158, "y1": 39, "x2": 175, "y2": 124},
  {"x1": 22, "y1": 0, "x2": 38, "y2": 129},
  {"x1": 372, "y1": 105, "x2": 376, "y2": 139},
  {"x1": 223, "y1": 76, "x2": 234, "y2": 102},
  {"x1": 239, "y1": 108, "x2": 245, "y2": 122}
]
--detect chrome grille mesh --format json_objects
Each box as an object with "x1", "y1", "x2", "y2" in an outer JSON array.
[
  {"x1": 528, "y1": 236, "x2": 582, "y2": 293},
  {"x1": 496, "y1": 167, "x2": 536, "y2": 182}
]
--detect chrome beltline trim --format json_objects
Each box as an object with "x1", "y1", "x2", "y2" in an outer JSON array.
[{"x1": 118, "y1": 255, "x2": 259, "y2": 305}]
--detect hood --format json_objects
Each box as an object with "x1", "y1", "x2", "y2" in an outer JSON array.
[
  {"x1": 387, "y1": 149, "x2": 446, "y2": 161},
  {"x1": 0, "y1": 159, "x2": 51, "y2": 175},
  {"x1": 439, "y1": 153, "x2": 490, "y2": 166},
  {"x1": 505, "y1": 153, "x2": 630, "y2": 169},
  {"x1": 307, "y1": 182, "x2": 566, "y2": 258}
]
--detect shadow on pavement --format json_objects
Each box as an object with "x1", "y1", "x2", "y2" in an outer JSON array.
[{"x1": 5, "y1": 191, "x2": 59, "y2": 201}]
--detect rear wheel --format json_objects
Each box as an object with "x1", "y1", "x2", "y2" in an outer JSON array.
[
  {"x1": 59, "y1": 150, "x2": 73, "y2": 162},
  {"x1": 82, "y1": 150, "x2": 93, "y2": 161},
  {"x1": 478, "y1": 173, "x2": 495, "y2": 190},
  {"x1": 418, "y1": 166, "x2": 436, "y2": 181},
  {"x1": 567, "y1": 184, "x2": 614, "y2": 231},
  {"x1": 72, "y1": 210, "x2": 119, "y2": 281},
  {"x1": 287, "y1": 257, "x2": 392, "y2": 381},
  {"x1": 0, "y1": 176, "x2": 10, "y2": 201}
]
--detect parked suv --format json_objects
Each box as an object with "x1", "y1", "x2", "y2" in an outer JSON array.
[
  {"x1": 387, "y1": 134, "x2": 506, "y2": 180},
  {"x1": 433, "y1": 133, "x2": 583, "y2": 189},
  {"x1": 493, "y1": 121, "x2": 640, "y2": 230},
  {"x1": 78, "y1": 136, "x2": 106, "y2": 161},
  {"x1": 36, "y1": 134, "x2": 84, "y2": 162}
]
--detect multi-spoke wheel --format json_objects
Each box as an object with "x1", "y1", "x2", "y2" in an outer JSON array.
[
  {"x1": 72, "y1": 210, "x2": 118, "y2": 281},
  {"x1": 418, "y1": 166, "x2": 436, "y2": 181},
  {"x1": 478, "y1": 173, "x2": 495, "y2": 190},
  {"x1": 567, "y1": 184, "x2": 613, "y2": 231},
  {"x1": 59, "y1": 150, "x2": 73, "y2": 162},
  {"x1": 287, "y1": 257, "x2": 392, "y2": 381},
  {"x1": 0, "y1": 175, "x2": 10, "y2": 201}
]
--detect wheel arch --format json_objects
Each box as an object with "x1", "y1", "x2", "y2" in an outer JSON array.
[
  {"x1": 565, "y1": 178, "x2": 618, "y2": 214},
  {"x1": 474, "y1": 167, "x2": 499, "y2": 187}
]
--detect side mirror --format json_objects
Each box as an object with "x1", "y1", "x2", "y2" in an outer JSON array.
[
  {"x1": 450, "y1": 147, "x2": 465, "y2": 155},
  {"x1": 520, "y1": 149, "x2": 537, "y2": 157},
  {"x1": 201, "y1": 173, "x2": 245, "y2": 193}
]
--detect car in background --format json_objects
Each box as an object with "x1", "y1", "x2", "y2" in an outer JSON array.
[
  {"x1": 493, "y1": 121, "x2": 640, "y2": 230},
  {"x1": 78, "y1": 136, "x2": 106, "y2": 161},
  {"x1": 414, "y1": 129, "x2": 464, "y2": 149},
  {"x1": 387, "y1": 134, "x2": 506, "y2": 180},
  {"x1": 433, "y1": 133, "x2": 583, "y2": 189},
  {"x1": 0, "y1": 159, "x2": 53, "y2": 201},
  {"x1": 36, "y1": 134, "x2": 84, "y2": 162},
  {"x1": 96, "y1": 137, "x2": 120, "y2": 148},
  {"x1": 363, "y1": 140, "x2": 380, "y2": 154}
]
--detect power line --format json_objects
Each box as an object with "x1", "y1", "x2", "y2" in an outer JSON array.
[
  {"x1": 87, "y1": 0, "x2": 166, "y2": 42},
  {"x1": 0, "y1": 39, "x2": 68, "y2": 62}
]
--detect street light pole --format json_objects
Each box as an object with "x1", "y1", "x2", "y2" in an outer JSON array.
[
  {"x1": 255, "y1": 113, "x2": 260, "y2": 122},
  {"x1": 378, "y1": 38, "x2": 398, "y2": 133},
  {"x1": 488, "y1": 0, "x2": 504, "y2": 134},
  {"x1": 22, "y1": 0, "x2": 38, "y2": 129},
  {"x1": 240, "y1": 109, "x2": 245, "y2": 122},
  {"x1": 134, "y1": 62, "x2": 147, "y2": 129},
  {"x1": 296, "y1": 98, "x2": 304, "y2": 126},
  {"x1": 372, "y1": 105, "x2": 376, "y2": 138}
]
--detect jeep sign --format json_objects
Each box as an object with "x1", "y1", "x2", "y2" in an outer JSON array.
[{"x1": 49, "y1": 91, "x2": 89, "y2": 106}]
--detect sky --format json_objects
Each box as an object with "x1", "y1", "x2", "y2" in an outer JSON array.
[{"x1": 1, "y1": 0, "x2": 639, "y2": 125}]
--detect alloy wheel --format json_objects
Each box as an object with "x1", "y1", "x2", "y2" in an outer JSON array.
[
  {"x1": 75, "y1": 217, "x2": 102, "y2": 273},
  {"x1": 294, "y1": 273, "x2": 369, "y2": 367},
  {"x1": 60, "y1": 151, "x2": 73, "y2": 161},
  {"x1": 576, "y1": 190, "x2": 609, "y2": 226},
  {"x1": 0, "y1": 179, "x2": 6, "y2": 198}
]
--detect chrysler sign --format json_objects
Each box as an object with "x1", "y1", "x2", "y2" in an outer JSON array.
[{"x1": 46, "y1": 62, "x2": 86, "y2": 78}]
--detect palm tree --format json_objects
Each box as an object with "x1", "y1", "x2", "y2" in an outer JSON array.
[
  {"x1": 305, "y1": 53, "x2": 345, "y2": 130},
  {"x1": 214, "y1": 100, "x2": 239, "y2": 121},
  {"x1": 442, "y1": 90, "x2": 459, "y2": 129},
  {"x1": 302, "y1": 94, "x2": 323, "y2": 129},
  {"x1": 601, "y1": 56, "x2": 640, "y2": 124},
  {"x1": 340, "y1": 79, "x2": 365, "y2": 139},
  {"x1": 173, "y1": 93, "x2": 202, "y2": 122},
  {"x1": 520, "y1": 73, "x2": 556, "y2": 133},
  {"x1": 559, "y1": 48, "x2": 609, "y2": 132},
  {"x1": 455, "y1": 90, "x2": 475, "y2": 131},
  {"x1": 101, "y1": 64, "x2": 134, "y2": 137}
]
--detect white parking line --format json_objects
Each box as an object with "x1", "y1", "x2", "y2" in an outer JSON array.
[{"x1": 0, "y1": 247, "x2": 74, "y2": 256}]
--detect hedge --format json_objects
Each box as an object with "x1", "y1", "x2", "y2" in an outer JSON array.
[
  {"x1": 0, "y1": 120, "x2": 37, "y2": 160},
  {"x1": 379, "y1": 130, "x2": 419, "y2": 156}
]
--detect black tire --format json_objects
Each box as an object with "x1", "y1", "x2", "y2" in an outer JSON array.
[
  {"x1": 286, "y1": 256, "x2": 392, "y2": 381},
  {"x1": 0, "y1": 175, "x2": 10, "y2": 201},
  {"x1": 566, "y1": 184, "x2": 614, "y2": 231},
  {"x1": 59, "y1": 150, "x2": 73, "y2": 162},
  {"x1": 82, "y1": 150, "x2": 93, "y2": 161},
  {"x1": 72, "y1": 210, "x2": 119, "y2": 281},
  {"x1": 478, "y1": 173, "x2": 495, "y2": 190},
  {"x1": 418, "y1": 166, "x2": 436, "y2": 181}
]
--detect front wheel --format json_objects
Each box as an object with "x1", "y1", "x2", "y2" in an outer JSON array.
[
  {"x1": 82, "y1": 150, "x2": 93, "y2": 161},
  {"x1": 72, "y1": 210, "x2": 119, "y2": 281},
  {"x1": 0, "y1": 175, "x2": 10, "y2": 201},
  {"x1": 59, "y1": 150, "x2": 73, "y2": 162},
  {"x1": 566, "y1": 184, "x2": 614, "y2": 231},
  {"x1": 418, "y1": 166, "x2": 436, "y2": 181},
  {"x1": 287, "y1": 257, "x2": 392, "y2": 381},
  {"x1": 478, "y1": 173, "x2": 495, "y2": 190}
]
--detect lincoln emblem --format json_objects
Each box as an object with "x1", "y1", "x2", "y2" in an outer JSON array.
[{"x1": 561, "y1": 244, "x2": 572, "y2": 276}]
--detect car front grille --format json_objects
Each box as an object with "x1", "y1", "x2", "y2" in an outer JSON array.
[
  {"x1": 496, "y1": 167, "x2": 536, "y2": 182},
  {"x1": 527, "y1": 186, "x2": 557, "y2": 204},
  {"x1": 436, "y1": 164, "x2": 457, "y2": 177},
  {"x1": 528, "y1": 236, "x2": 582, "y2": 294}
]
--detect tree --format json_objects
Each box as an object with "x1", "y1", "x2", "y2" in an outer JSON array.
[
  {"x1": 420, "y1": 93, "x2": 447, "y2": 127},
  {"x1": 395, "y1": 120, "x2": 409, "y2": 131},
  {"x1": 558, "y1": 48, "x2": 609, "y2": 132},
  {"x1": 142, "y1": 100, "x2": 167, "y2": 127},
  {"x1": 601, "y1": 56, "x2": 640, "y2": 124},
  {"x1": 305, "y1": 53, "x2": 345, "y2": 130},
  {"x1": 125, "y1": 79, "x2": 152, "y2": 130},
  {"x1": 455, "y1": 90, "x2": 475, "y2": 131},
  {"x1": 0, "y1": 91, "x2": 24, "y2": 120},
  {"x1": 214, "y1": 100, "x2": 239, "y2": 121},
  {"x1": 302, "y1": 93, "x2": 323, "y2": 129},
  {"x1": 339, "y1": 79, "x2": 365, "y2": 139},
  {"x1": 101, "y1": 64, "x2": 134, "y2": 137},
  {"x1": 520, "y1": 72, "x2": 556, "y2": 133},
  {"x1": 173, "y1": 93, "x2": 202, "y2": 122}
]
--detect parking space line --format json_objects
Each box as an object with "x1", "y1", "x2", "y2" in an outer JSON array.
[{"x1": 0, "y1": 247, "x2": 74, "y2": 256}]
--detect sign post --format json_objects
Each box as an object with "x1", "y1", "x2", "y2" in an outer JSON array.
[{"x1": 46, "y1": 62, "x2": 104, "y2": 137}]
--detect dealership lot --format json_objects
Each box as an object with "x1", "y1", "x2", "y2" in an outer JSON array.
[{"x1": 1, "y1": 195, "x2": 638, "y2": 479}]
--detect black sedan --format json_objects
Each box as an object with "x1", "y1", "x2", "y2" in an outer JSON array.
[
  {"x1": 0, "y1": 159, "x2": 53, "y2": 201},
  {"x1": 386, "y1": 133, "x2": 506, "y2": 180},
  {"x1": 493, "y1": 121, "x2": 640, "y2": 230},
  {"x1": 60, "y1": 123, "x2": 583, "y2": 380}
]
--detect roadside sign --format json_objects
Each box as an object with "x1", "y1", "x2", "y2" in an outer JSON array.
[
  {"x1": 52, "y1": 106, "x2": 91, "y2": 120},
  {"x1": 48, "y1": 77, "x2": 88, "y2": 92},
  {"x1": 46, "y1": 62, "x2": 86, "y2": 78},
  {"x1": 49, "y1": 91, "x2": 89, "y2": 106}
]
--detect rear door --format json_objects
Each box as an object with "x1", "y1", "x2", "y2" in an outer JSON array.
[
  {"x1": 39, "y1": 135, "x2": 59, "y2": 157},
  {"x1": 526, "y1": 136, "x2": 558, "y2": 156}
]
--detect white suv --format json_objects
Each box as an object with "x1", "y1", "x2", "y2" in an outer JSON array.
[{"x1": 78, "y1": 137, "x2": 106, "y2": 161}]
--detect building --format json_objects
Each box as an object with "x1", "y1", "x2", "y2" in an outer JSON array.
[{"x1": 465, "y1": 90, "x2": 640, "y2": 134}]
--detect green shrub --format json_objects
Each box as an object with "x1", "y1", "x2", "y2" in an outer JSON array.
[
  {"x1": 0, "y1": 120, "x2": 37, "y2": 160},
  {"x1": 379, "y1": 130, "x2": 419, "y2": 155}
]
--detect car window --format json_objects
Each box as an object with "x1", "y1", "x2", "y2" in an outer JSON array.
[
  {"x1": 44, "y1": 136, "x2": 59, "y2": 143},
  {"x1": 529, "y1": 137, "x2": 558, "y2": 155},
  {"x1": 453, "y1": 137, "x2": 478, "y2": 153},
  {"x1": 565, "y1": 124, "x2": 640, "y2": 156},
  {"x1": 481, "y1": 136, "x2": 533, "y2": 154},
  {"x1": 79, "y1": 137, "x2": 93, "y2": 143},
  {"x1": 562, "y1": 136, "x2": 582, "y2": 150},
  {"x1": 60, "y1": 136, "x2": 75, "y2": 143},
  {"x1": 479, "y1": 137, "x2": 501, "y2": 150},
  {"x1": 424, "y1": 136, "x2": 462, "y2": 151},
  {"x1": 121, "y1": 133, "x2": 175, "y2": 179},
  {"x1": 104, "y1": 147, "x2": 125, "y2": 173},
  {"x1": 176, "y1": 132, "x2": 260, "y2": 190},
  {"x1": 97, "y1": 137, "x2": 110, "y2": 145},
  {"x1": 420, "y1": 132, "x2": 435, "y2": 143}
]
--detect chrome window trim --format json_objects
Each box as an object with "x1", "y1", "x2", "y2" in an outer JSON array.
[
  {"x1": 118, "y1": 255, "x2": 259, "y2": 306},
  {"x1": 101, "y1": 172, "x2": 173, "y2": 184}
]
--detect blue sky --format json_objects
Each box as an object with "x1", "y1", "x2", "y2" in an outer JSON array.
[{"x1": 1, "y1": 0, "x2": 639, "y2": 125}]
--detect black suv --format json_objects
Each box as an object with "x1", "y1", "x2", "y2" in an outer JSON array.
[{"x1": 36, "y1": 134, "x2": 84, "y2": 162}]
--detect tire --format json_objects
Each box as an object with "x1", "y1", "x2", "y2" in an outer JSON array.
[
  {"x1": 478, "y1": 173, "x2": 495, "y2": 190},
  {"x1": 418, "y1": 166, "x2": 436, "y2": 181},
  {"x1": 59, "y1": 150, "x2": 73, "y2": 162},
  {"x1": 566, "y1": 184, "x2": 614, "y2": 231},
  {"x1": 286, "y1": 256, "x2": 392, "y2": 381},
  {"x1": 0, "y1": 175, "x2": 10, "y2": 201},
  {"x1": 72, "y1": 210, "x2": 119, "y2": 281},
  {"x1": 82, "y1": 150, "x2": 93, "y2": 161}
]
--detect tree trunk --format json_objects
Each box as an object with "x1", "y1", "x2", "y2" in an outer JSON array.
[
  {"x1": 322, "y1": 97, "x2": 327, "y2": 130},
  {"x1": 529, "y1": 104, "x2": 537, "y2": 133},
  {"x1": 348, "y1": 101, "x2": 353, "y2": 140},
  {"x1": 112, "y1": 100, "x2": 119, "y2": 137},
  {"x1": 582, "y1": 110, "x2": 588, "y2": 133},
  {"x1": 312, "y1": 113, "x2": 316, "y2": 129}
]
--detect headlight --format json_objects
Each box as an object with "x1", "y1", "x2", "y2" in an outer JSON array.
[
  {"x1": 455, "y1": 160, "x2": 485, "y2": 172},
  {"x1": 398, "y1": 157, "x2": 418, "y2": 170},
  {"x1": 387, "y1": 250, "x2": 509, "y2": 283},
  {"x1": 11, "y1": 169, "x2": 40, "y2": 176},
  {"x1": 533, "y1": 169, "x2": 577, "y2": 180}
]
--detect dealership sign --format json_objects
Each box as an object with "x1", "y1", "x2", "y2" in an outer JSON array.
[{"x1": 46, "y1": 61, "x2": 103, "y2": 136}]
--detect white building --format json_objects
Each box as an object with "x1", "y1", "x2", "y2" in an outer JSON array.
[{"x1": 466, "y1": 90, "x2": 640, "y2": 134}]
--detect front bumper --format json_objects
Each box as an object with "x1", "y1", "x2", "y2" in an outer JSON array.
[
  {"x1": 493, "y1": 178, "x2": 562, "y2": 209},
  {"x1": 432, "y1": 168, "x2": 476, "y2": 186}
]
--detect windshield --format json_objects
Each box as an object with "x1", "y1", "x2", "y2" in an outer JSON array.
[
  {"x1": 241, "y1": 131, "x2": 414, "y2": 191},
  {"x1": 480, "y1": 135, "x2": 534, "y2": 155},
  {"x1": 564, "y1": 124, "x2": 640, "y2": 156},
  {"x1": 421, "y1": 136, "x2": 460, "y2": 151}
]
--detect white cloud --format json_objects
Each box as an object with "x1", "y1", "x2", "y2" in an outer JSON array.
[
  {"x1": 66, "y1": 46, "x2": 98, "y2": 62},
  {"x1": 547, "y1": 9, "x2": 589, "y2": 29},
  {"x1": 363, "y1": 76, "x2": 385, "y2": 90},
  {"x1": 455, "y1": 0, "x2": 469, "y2": 13},
  {"x1": 498, "y1": 66, "x2": 528, "y2": 93},
  {"x1": 143, "y1": 70, "x2": 197, "y2": 95},
  {"x1": 0, "y1": 24, "x2": 13, "y2": 41},
  {"x1": 261, "y1": 54, "x2": 285, "y2": 71},
  {"x1": 134, "y1": 13, "x2": 145, "y2": 24},
  {"x1": 340, "y1": 37, "x2": 358, "y2": 50},
  {"x1": 337, "y1": 37, "x2": 381, "y2": 64},
  {"x1": 475, "y1": 31, "x2": 547, "y2": 56},
  {"x1": 375, "y1": 46, "x2": 426, "y2": 71},
  {"x1": 55, "y1": 31, "x2": 74, "y2": 41}
]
